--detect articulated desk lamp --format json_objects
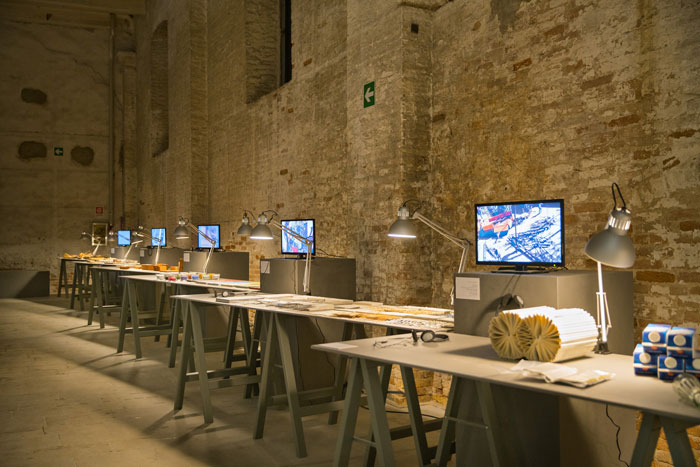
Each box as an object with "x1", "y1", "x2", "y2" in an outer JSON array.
[
  {"x1": 80, "y1": 231, "x2": 104, "y2": 256},
  {"x1": 174, "y1": 217, "x2": 216, "y2": 274},
  {"x1": 134, "y1": 226, "x2": 163, "y2": 264},
  {"x1": 388, "y1": 200, "x2": 472, "y2": 305},
  {"x1": 107, "y1": 230, "x2": 142, "y2": 261},
  {"x1": 236, "y1": 210, "x2": 313, "y2": 294},
  {"x1": 584, "y1": 183, "x2": 635, "y2": 354}
]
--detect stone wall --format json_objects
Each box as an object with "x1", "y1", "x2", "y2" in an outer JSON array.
[{"x1": 0, "y1": 17, "x2": 109, "y2": 288}]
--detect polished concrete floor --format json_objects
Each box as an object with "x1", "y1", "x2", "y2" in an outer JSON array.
[{"x1": 0, "y1": 297, "x2": 448, "y2": 466}]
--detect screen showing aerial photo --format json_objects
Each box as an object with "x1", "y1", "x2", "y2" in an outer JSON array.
[
  {"x1": 281, "y1": 220, "x2": 314, "y2": 254},
  {"x1": 198, "y1": 225, "x2": 220, "y2": 249},
  {"x1": 151, "y1": 228, "x2": 166, "y2": 247},
  {"x1": 476, "y1": 201, "x2": 563, "y2": 264}
]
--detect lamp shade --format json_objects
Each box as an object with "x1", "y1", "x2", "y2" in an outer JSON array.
[
  {"x1": 236, "y1": 214, "x2": 253, "y2": 236},
  {"x1": 388, "y1": 218, "x2": 417, "y2": 238},
  {"x1": 174, "y1": 224, "x2": 189, "y2": 239},
  {"x1": 584, "y1": 207, "x2": 635, "y2": 268},
  {"x1": 250, "y1": 223, "x2": 274, "y2": 240},
  {"x1": 80, "y1": 231, "x2": 91, "y2": 240}
]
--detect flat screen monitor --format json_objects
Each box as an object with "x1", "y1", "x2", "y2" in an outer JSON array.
[
  {"x1": 117, "y1": 230, "x2": 131, "y2": 246},
  {"x1": 475, "y1": 199, "x2": 564, "y2": 270},
  {"x1": 197, "y1": 224, "x2": 220, "y2": 249},
  {"x1": 151, "y1": 228, "x2": 166, "y2": 247},
  {"x1": 281, "y1": 219, "x2": 315, "y2": 255}
]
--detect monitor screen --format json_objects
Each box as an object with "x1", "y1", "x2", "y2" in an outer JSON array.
[
  {"x1": 197, "y1": 224, "x2": 220, "y2": 249},
  {"x1": 281, "y1": 219, "x2": 315, "y2": 255},
  {"x1": 117, "y1": 230, "x2": 131, "y2": 246},
  {"x1": 151, "y1": 228, "x2": 166, "y2": 247},
  {"x1": 475, "y1": 199, "x2": 564, "y2": 268}
]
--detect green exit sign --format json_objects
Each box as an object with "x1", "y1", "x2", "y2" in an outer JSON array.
[
  {"x1": 54, "y1": 147, "x2": 63, "y2": 156},
  {"x1": 363, "y1": 81, "x2": 375, "y2": 108}
]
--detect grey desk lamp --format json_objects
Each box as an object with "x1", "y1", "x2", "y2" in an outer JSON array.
[
  {"x1": 174, "y1": 217, "x2": 217, "y2": 274},
  {"x1": 134, "y1": 226, "x2": 163, "y2": 264},
  {"x1": 236, "y1": 210, "x2": 313, "y2": 294},
  {"x1": 80, "y1": 231, "x2": 103, "y2": 256},
  {"x1": 388, "y1": 199, "x2": 472, "y2": 305},
  {"x1": 584, "y1": 183, "x2": 635, "y2": 354}
]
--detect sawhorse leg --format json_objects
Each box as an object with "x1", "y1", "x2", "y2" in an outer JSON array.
[
  {"x1": 630, "y1": 413, "x2": 696, "y2": 467},
  {"x1": 127, "y1": 280, "x2": 143, "y2": 358},
  {"x1": 116, "y1": 283, "x2": 130, "y2": 353},
  {"x1": 174, "y1": 301, "x2": 193, "y2": 413},
  {"x1": 58, "y1": 260, "x2": 66, "y2": 297},
  {"x1": 70, "y1": 263, "x2": 79, "y2": 309}
]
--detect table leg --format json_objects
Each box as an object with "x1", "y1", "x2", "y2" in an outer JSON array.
[
  {"x1": 87, "y1": 268, "x2": 98, "y2": 325},
  {"x1": 116, "y1": 283, "x2": 130, "y2": 353},
  {"x1": 276, "y1": 313, "x2": 307, "y2": 458},
  {"x1": 174, "y1": 301, "x2": 193, "y2": 411},
  {"x1": 243, "y1": 309, "x2": 261, "y2": 399},
  {"x1": 328, "y1": 322, "x2": 354, "y2": 425},
  {"x1": 661, "y1": 417, "x2": 696, "y2": 467},
  {"x1": 401, "y1": 366, "x2": 431, "y2": 466},
  {"x1": 168, "y1": 298, "x2": 182, "y2": 368},
  {"x1": 128, "y1": 280, "x2": 143, "y2": 359},
  {"x1": 475, "y1": 381, "x2": 505, "y2": 467},
  {"x1": 363, "y1": 361, "x2": 392, "y2": 466},
  {"x1": 254, "y1": 312, "x2": 276, "y2": 440},
  {"x1": 189, "y1": 301, "x2": 213, "y2": 423},
  {"x1": 360, "y1": 359, "x2": 395, "y2": 467},
  {"x1": 333, "y1": 357, "x2": 363, "y2": 467},
  {"x1": 224, "y1": 308, "x2": 240, "y2": 369},
  {"x1": 70, "y1": 263, "x2": 79, "y2": 309},
  {"x1": 630, "y1": 413, "x2": 695, "y2": 467},
  {"x1": 154, "y1": 282, "x2": 164, "y2": 343},
  {"x1": 58, "y1": 260, "x2": 65, "y2": 297},
  {"x1": 435, "y1": 376, "x2": 462, "y2": 466}
]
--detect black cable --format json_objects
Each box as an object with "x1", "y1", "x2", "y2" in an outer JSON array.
[{"x1": 605, "y1": 404, "x2": 630, "y2": 467}]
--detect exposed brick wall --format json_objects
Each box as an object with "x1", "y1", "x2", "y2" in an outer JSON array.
[
  {"x1": 133, "y1": 0, "x2": 699, "y2": 462},
  {"x1": 150, "y1": 20, "x2": 168, "y2": 156}
]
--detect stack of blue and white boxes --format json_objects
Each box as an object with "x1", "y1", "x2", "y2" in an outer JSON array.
[{"x1": 634, "y1": 324, "x2": 699, "y2": 381}]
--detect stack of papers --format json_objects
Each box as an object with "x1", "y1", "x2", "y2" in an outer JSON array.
[
  {"x1": 489, "y1": 306, "x2": 555, "y2": 359},
  {"x1": 510, "y1": 360, "x2": 614, "y2": 388},
  {"x1": 517, "y1": 308, "x2": 598, "y2": 362}
]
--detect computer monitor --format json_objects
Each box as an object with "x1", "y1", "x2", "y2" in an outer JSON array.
[
  {"x1": 475, "y1": 199, "x2": 564, "y2": 270},
  {"x1": 117, "y1": 230, "x2": 131, "y2": 246},
  {"x1": 280, "y1": 219, "x2": 315, "y2": 255},
  {"x1": 151, "y1": 227, "x2": 166, "y2": 247},
  {"x1": 197, "y1": 224, "x2": 220, "y2": 249}
]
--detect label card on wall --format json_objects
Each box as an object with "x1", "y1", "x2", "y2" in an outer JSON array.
[
  {"x1": 183, "y1": 252, "x2": 190, "y2": 262},
  {"x1": 455, "y1": 277, "x2": 480, "y2": 300},
  {"x1": 261, "y1": 260, "x2": 270, "y2": 274},
  {"x1": 110, "y1": 248, "x2": 115, "y2": 254}
]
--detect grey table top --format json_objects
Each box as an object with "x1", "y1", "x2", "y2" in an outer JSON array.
[
  {"x1": 312, "y1": 333, "x2": 700, "y2": 424},
  {"x1": 170, "y1": 294, "x2": 454, "y2": 332},
  {"x1": 120, "y1": 274, "x2": 260, "y2": 293}
]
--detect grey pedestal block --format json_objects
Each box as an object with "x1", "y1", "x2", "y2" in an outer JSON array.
[
  {"x1": 453, "y1": 270, "x2": 635, "y2": 466},
  {"x1": 260, "y1": 257, "x2": 356, "y2": 391},
  {"x1": 110, "y1": 246, "x2": 140, "y2": 261},
  {"x1": 182, "y1": 251, "x2": 249, "y2": 280},
  {"x1": 139, "y1": 247, "x2": 184, "y2": 266}
]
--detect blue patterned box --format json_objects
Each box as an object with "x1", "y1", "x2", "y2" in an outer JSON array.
[
  {"x1": 642, "y1": 323, "x2": 671, "y2": 354},
  {"x1": 657, "y1": 355, "x2": 683, "y2": 381},
  {"x1": 684, "y1": 358, "x2": 700, "y2": 380},
  {"x1": 666, "y1": 326, "x2": 696, "y2": 359},
  {"x1": 633, "y1": 344, "x2": 658, "y2": 376}
]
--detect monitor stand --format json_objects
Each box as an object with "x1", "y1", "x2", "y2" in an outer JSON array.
[{"x1": 491, "y1": 265, "x2": 552, "y2": 274}]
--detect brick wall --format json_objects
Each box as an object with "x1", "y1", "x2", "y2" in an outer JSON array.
[{"x1": 132, "y1": 0, "x2": 700, "y2": 462}]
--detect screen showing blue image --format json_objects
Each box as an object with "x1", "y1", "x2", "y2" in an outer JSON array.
[
  {"x1": 151, "y1": 228, "x2": 166, "y2": 247},
  {"x1": 281, "y1": 219, "x2": 315, "y2": 255},
  {"x1": 475, "y1": 199, "x2": 564, "y2": 267},
  {"x1": 197, "y1": 224, "x2": 220, "y2": 249},
  {"x1": 117, "y1": 230, "x2": 131, "y2": 246}
]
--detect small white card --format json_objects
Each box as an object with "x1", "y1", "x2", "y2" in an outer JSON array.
[
  {"x1": 183, "y1": 252, "x2": 190, "y2": 262},
  {"x1": 110, "y1": 248, "x2": 115, "y2": 254},
  {"x1": 455, "y1": 277, "x2": 480, "y2": 300},
  {"x1": 139, "y1": 249, "x2": 145, "y2": 257},
  {"x1": 261, "y1": 260, "x2": 270, "y2": 274}
]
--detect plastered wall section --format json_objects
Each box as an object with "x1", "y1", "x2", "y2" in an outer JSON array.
[{"x1": 0, "y1": 19, "x2": 110, "y2": 286}]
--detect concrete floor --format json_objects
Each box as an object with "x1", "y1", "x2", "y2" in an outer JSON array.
[{"x1": 0, "y1": 297, "x2": 448, "y2": 466}]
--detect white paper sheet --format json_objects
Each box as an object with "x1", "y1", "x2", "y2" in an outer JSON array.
[{"x1": 455, "y1": 277, "x2": 480, "y2": 300}]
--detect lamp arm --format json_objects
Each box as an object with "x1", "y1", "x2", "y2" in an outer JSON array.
[
  {"x1": 91, "y1": 238, "x2": 102, "y2": 256},
  {"x1": 122, "y1": 239, "x2": 143, "y2": 260},
  {"x1": 270, "y1": 219, "x2": 313, "y2": 294},
  {"x1": 185, "y1": 223, "x2": 216, "y2": 274},
  {"x1": 412, "y1": 212, "x2": 472, "y2": 249},
  {"x1": 135, "y1": 230, "x2": 163, "y2": 264}
]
